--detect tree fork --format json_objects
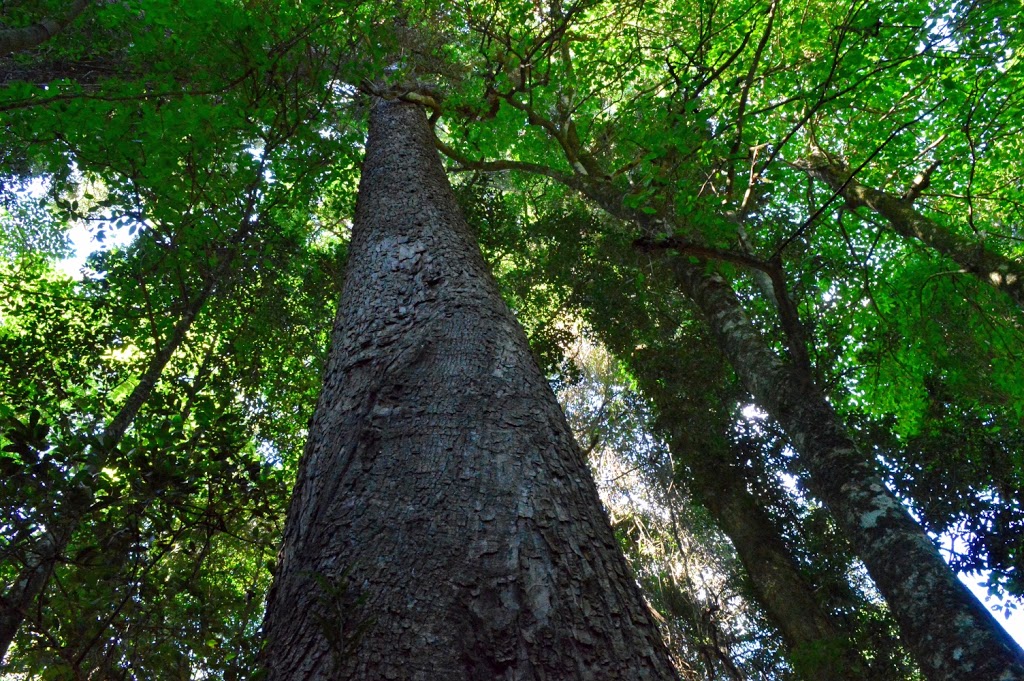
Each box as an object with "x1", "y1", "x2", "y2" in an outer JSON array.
[{"x1": 261, "y1": 99, "x2": 679, "y2": 680}]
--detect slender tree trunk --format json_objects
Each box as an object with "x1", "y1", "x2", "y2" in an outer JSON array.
[
  {"x1": 0, "y1": 0, "x2": 92, "y2": 56},
  {"x1": 672, "y1": 260, "x2": 1024, "y2": 681},
  {"x1": 697, "y1": 462, "x2": 869, "y2": 676},
  {"x1": 0, "y1": 252, "x2": 228, "y2": 664},
  {"x1": 798, "y1": 152, "x2": 1024, "y2": 310},
  {"x1": 0, "y1": 171, "x2": 266, "y2": 664},
  {"x1": 262, "y1": 99, "x2": 678, "y2": 680},
  {"x1": 586, "y1": 308, "x2": 880, "y2": 679}
]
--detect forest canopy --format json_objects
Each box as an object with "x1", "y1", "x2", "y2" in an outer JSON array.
[{"x1": 1, "y1": 0, "x2": 1023, "y2": 679}]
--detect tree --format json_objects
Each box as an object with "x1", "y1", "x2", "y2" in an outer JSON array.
[
  {"x1": 0, "y1": 2, "x2": 348, "y2": 672},
  {"x1": 262, "y1": 97, "x2": 678, "y2": 679},
  {"x1": 4, "y1": 0, "x2": 1024, "y2": 678},
  {"x1": 599, "y1": 320, "x2": 895, "y2": 680},
  {"x1": 424, "y1": 1, "x2": 1024, "y2": 676},
  {"x1": 0, "y1": 167, "x2": 264, "y2": 661},
  {"x1": 467, "y1": 184, "x2": 915, "y2": 679}
]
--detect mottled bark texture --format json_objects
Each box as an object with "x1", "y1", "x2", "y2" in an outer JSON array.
[
  {"x1": 798, "y1": 151, "x2": 1024, "y2": 310},
  {"x1": 673, "y1": 261, "x2": 1024, "y2": 681},
  {"x1": 262, "y1": 100, "x2": 678, "y2": 681}
]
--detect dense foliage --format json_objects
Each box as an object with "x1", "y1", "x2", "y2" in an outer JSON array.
[{"x1": 1, "y1": 0, "x2": 1022, "y2": 678}]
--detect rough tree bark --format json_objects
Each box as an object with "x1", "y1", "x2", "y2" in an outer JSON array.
[
  {"x1": 671, "y1": 260, "x2": 1024, "y2": 681},
  {"x1": 261, "y1": 99, "x2": 679, "y2": 680}
]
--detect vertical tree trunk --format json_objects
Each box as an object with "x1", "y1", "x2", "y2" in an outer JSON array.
[
  {"x1": 262, "y1": 99, "x2": 678, "y2": 680},
  {"x1": 586, "y1": 310, "x2": 881, "y2": 679},
  {"x1": 696, "y1": 462, "x2": 870, "y2": 678},
  {"x1": 673, "y1": 261, "x2": 1024, "y2": 681}
]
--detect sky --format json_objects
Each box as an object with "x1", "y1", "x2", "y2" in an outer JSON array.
[{"x1": 962, "y1": 571, "x2": 1023, "y2": 644}]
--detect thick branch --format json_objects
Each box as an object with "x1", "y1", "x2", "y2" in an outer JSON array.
[
  {"x1": 634, "y1": 235, "x2": 773, "y2": 273},
  {"x1": 799, "y1": 151, "x2": 1024, "y2": 310},
  {"x1": 0, "y1": 0, "x2": 92, "y2": 56},
  {"x1": 434, "y1": 134, "x2": 583, "y2": 190}
]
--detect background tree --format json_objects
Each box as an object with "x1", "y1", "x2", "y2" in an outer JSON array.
[{"x1": 1, "y1": 0, "x2": 352, "y2": 675}]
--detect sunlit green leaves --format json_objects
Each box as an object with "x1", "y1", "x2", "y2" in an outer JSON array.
[{"x1": 4, "y1": 0, "x2": 1024, "y2": 675}]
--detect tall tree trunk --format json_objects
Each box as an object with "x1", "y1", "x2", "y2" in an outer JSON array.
[
  {"x1": 798, "y1": 151, "x2": 1024, "y2": 310},
  {"x1": 672, "y1": 260, "x2": 1024, "y2": 681},
  {"x1": 693, "y1": 457, "x2": 871, "y2": 679},
  {"x1": 586, "y1": 306, "x2": 882, "y2": 679},
  {"x1": 665, "y1": 423, "x2": 874, "y2": 679},
  {"x1": 262, "y1": 99, "x2": 678, "y2": 680}
]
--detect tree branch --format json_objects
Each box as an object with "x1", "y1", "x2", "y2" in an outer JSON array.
[
  {"x1": 798, "y1": 144, "x2": 1024, "y2": 311},
  {"x1": 633, "y1": 235, "x2": 773, "y2": 274},
  {"x1": 0, "y1": 0, "x2": 92, "y2": 56},
  {"x1": 433, "y1": 134, "x2": 583, "y2": 190}
]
